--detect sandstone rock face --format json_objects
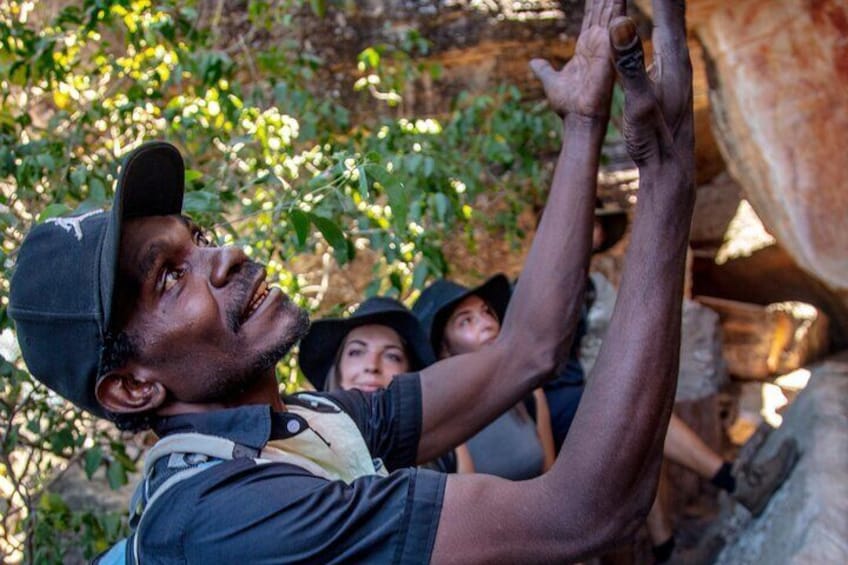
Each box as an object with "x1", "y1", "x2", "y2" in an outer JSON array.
[
  {"x1": 714, "y1": 353, "x2": 848, "y2": 564},
  {"x1": 699, "y1": 0, "x2": 848, "y2": 292}
]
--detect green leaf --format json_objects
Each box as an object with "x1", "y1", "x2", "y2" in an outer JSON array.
[
  {"x1": 183, "y1": 190, "x2": 220, "y2": 214},
  {"x1": 412, "y1": 261, "x2": 428, "y2": 289},
  {"x1": 433, "y1": 193, "x2": 449, "y2": 222},
  {"x1": 423, "y1": 156, "x2": 435, "y2": 177},
  {"x1": 69, "y1": 167, "x2": 87, "y2": 188},
  {"x1": 309, "y1": 0, "x2": 326, "y2": 17},
  {"x1": 357, "y1": 165, "x2": 369, "y2": 198},
  {"x1": 358, "y1": 47, "x2": 380, "y2": 69},
  {"x1": 88, "y1": 176, "x2": 107, "y2": 202},
  {"x1": 83, "y1": 446, "x2": 103, "y2": 479},
  {"x1": 184, "y1": 169, "x2": 203, "y2": 182},
  {"x1": 383, "y1": 178, "x2": 408, "y2": 231},
  {"x1": 389, "y1": 271, "x2": 403, "y2": 293},
  {"x1": 50, "y1": 427, "x2": 75, "y2": 453},
  {"x1": 39, "y1": 492, "x2": 69, "y2": 514},
  {"x1": 289, "y1": 209, "x2": 310, "y2": 248},
  {"x1": 37, "y1": 203, "x2": 72, "y2": 222},
  {"x1": 309, "y1": 213, "x2": 350, "y2": 265},
  {"x1": 36, "y1": 153, "x2": 56, "y2": 171},
  {"x1": 106, "y1": 461, "x2": 128, "y2": 490}
]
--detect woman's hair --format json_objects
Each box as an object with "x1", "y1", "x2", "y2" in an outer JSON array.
[{"x1": 325, "y1": 326, "x2": 412, "y2": 392}]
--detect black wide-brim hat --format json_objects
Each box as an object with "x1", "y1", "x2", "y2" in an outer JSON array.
[
  {"x1": 299, "y1": 296, "x2": 436, "y2": 391},
  {"x1": 594, "y1": 198, "x2": 628, "y2": 253},
  {"x1": 9, "y1": 141, "x2": 185, "y2": 418},
  {"x1": 412, "y1": 274, "x2": 511, "y2": 354}
]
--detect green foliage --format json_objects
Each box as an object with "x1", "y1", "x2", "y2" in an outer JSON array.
[{"x1": 0, "y1": 0, "x2": 569, "y2": 560}]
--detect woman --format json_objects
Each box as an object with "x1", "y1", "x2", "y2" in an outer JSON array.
[
  {"x1": 413, "y1": 275, "x2": 557, "y2": 480},
  {"x1": 299, "y1": 296, "x2": 474, "y2": 473}
]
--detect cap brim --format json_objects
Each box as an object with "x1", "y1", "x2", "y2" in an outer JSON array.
[
  {"x1": 100, "y1": 141, "x2": 185, "y2": 332},
  {"x1": 299, "y1": 311, "x2": 434, "y2": 390}
]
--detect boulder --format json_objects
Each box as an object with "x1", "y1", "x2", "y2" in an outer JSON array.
[
  {"x1": 714, "y1": 352, "x2": 848, "y2": 564},
  {"x1": 699, "y1": 0, "x2": 848, "y2": 294},
  {"x1": 697, "y1": 296, "x2": 830, "y2": 380}
]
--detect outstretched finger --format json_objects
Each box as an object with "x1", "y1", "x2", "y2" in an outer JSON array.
[
  {"x1": 649, "y1": 0, "x2": 692, "y2": 140},
  {"x1": 529, "y1": 58, "x2": 556, "y2": 87},
  {"x1": 651, "y1": 0, "x2": 687, "y2": 51},
  {"x1": 598, "y1": 0, "x2": 627, "y2": 28},
  {"x1": 609, "y1": 17, "x2": 673, "y2": 164},
  {"x1": 610, "y1": 17, "x2": 652, "y2": 109},
  {"x1": 581, "y1": 0, "x2": 595, "y2": 33}
]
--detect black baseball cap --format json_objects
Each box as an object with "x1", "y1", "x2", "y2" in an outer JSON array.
[
  {"x1": 412, "y1": 274, "x2": 511, "y2": 354},
  {"x1": 298, "y1": 296, "x2": 436, "y2": 391},
  {"x1": 8, "y1": 141, "x2": 185, "y2": 418}
]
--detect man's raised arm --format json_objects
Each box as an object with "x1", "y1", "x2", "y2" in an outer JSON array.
[
  {"x1": 416, "y1": 0, "x2": 623, "y2": 462},
  {"x1": 429, "y1": 0, "x2": 696, "y2": 561}
]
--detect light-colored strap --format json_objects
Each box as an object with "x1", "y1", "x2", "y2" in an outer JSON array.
[{"x1": 143, "y1": 433, "x2": 238, "y2": 475}]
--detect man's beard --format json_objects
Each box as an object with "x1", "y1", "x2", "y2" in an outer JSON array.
[{"x1": 201, "y1": 300, "x2": 311, "y2": 403}]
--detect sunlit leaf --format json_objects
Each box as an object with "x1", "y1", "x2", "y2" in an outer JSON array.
[
  {"x1": 309, "y1": 213, "x2": 351, "y2": 265},
  {"x1": 289, "y1": 209, "x2": 310, "y2": 248},
  {"x1": 83, "y1": 446, "x2": 103, "y2": 479},
  {"x1": 106, "y1": 461, "x2": 128, "y2": 490}
]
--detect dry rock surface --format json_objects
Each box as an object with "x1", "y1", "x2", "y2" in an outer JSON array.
[{"x1": 699, "y1": 0, "x2": 848, "y2": 296}]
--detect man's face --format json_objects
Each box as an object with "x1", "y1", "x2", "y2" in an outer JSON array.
[
  {"x1": 114, "y1": 215, "x2": 309, "y2": 404},
  {"x1": 440, "y1": 294, "x2": 501, "y2": 357}
]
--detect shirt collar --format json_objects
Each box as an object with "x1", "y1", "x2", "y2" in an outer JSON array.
[{"x1": 153, "y1": 404, "x2": 306, "y2": 450}]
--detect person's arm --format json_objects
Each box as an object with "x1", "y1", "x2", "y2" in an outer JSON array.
[
  {"x1": 416, "y1": 0, "x2": 618, "y2": 464},
  {"x1": 533, "y1": 388, "x2": 556, "y2": 472},
  {"x1": 431, "y1": 0, "x2": 696, "y2": 561},
  {"x1": 455, "y1": 444, "x2": 475, "y2": 474}
]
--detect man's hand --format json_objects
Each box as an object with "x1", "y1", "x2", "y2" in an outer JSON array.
[
  {"x1": 530, "y1": 0, "x2": 625, "y2": 119},
  {"x1": 610, "y1": 2, "x2": 694, "y2": 171}
]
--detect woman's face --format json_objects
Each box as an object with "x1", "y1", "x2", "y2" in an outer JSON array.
[
  {"x1": 440, "y1": 294, "x2": 501, "y2": 357},
  {"x1": 337, "y1": 324, "x2": 410, "y2": 392}
]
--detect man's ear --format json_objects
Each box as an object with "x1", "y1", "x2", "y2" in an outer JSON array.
[{"x1": 95, "y1": 366, "x2": 167, "y2": 415}]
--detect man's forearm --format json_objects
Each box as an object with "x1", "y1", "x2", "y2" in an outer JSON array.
[
  {"x1": 416, "y1": 115, "x2": 609, "y2": 461},
  {"x1": 497, "y1": 113, "x2": 608, "y2": 384}
]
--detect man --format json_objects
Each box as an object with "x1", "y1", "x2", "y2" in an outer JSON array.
[{"x1": 9, "y1": 1, "x2": 698, "y2": 562}]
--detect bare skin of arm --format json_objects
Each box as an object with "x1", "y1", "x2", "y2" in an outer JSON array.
[
  {"x1": 533, "y1": 389, "x2": 557, "y2": 471},
  {"x1": 455, "y1": 444, "x2": 475, "y2": 474},
  {"x1": 416, "y1": 0, "x2": 621, "y2": 464},
  {"x1": 429, "y1": 0, "x2": 696, "y2": 561},
  {"x1": 664, "y1": 412, "x2": 724, "y2": 478}
]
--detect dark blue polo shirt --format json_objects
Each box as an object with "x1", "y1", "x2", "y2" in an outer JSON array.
[{"x1": 137, "y1": 373, "x2": 446, "y2": 564}]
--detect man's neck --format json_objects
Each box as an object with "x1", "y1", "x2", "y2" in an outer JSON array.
[{"x1": 156, "y1": 370, "x2": 285, "y2": 417}]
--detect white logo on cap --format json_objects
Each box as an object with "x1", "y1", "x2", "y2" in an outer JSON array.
[{"x1": 45, "y1": 209, "x2": 105, "y2": 241}]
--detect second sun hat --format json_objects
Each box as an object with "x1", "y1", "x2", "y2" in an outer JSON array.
[
  {"x1": 298, "y1": 296, "x2": 436, "y2": 390},
  {"x1": 412, "y1": 274, "x2": 511, "y2": 354},
  {"x1": 8, "y1": 141, "x2": 185, "y2": 417}
]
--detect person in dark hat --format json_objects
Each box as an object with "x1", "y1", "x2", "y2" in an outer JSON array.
[
  {"x1": 299, "y1": 296, "x2": 474, "y2": 473},
  {"x1": 299, "y1": 296, "x2": 436, "y2": 392},
  {"x1": 7, "y1": 2, "x2": 714, "y2": 562},
  {"x1": 413, "y1": 275, "x2": 556, "y2": 480}
]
